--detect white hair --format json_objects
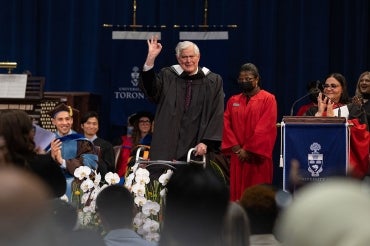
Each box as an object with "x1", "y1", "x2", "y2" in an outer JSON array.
[{"x1": 175, "y1": 41, "x2": 200, "y2": 57}]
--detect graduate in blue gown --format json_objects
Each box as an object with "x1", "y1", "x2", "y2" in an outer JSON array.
[{"x1": 46, "y1": 103, "x2": 98, "y2": 200}]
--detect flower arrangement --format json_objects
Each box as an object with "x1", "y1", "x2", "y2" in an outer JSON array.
[
  {"x1": 71, "y1": 166, "x2": 120, "y2": 231},
  {"x1": 124, "y1": 162, "x2": 173, "y2": 243}
]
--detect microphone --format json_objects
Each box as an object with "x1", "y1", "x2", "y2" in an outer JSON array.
[
  {"x1": 338, "y1": 106, "x2": 341, "y2": 117},
  {"x1": 290, "y1": 80, "x2": 321, "y2": 116}
]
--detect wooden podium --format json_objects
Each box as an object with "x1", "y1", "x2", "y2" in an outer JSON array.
[{"x1": 281, "y1": 116, "x2": 349, "y2": 191}]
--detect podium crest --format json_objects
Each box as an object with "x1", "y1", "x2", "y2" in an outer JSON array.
[{"x1": 308, "y1": 142, "x2": 323, "y2": 177}]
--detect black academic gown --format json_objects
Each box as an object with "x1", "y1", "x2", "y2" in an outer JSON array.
[
  {"x1": 140, "y1": 66, "x2": 224, "y2": 161},
  {"x1": 93, "y1": 137, "x2": 115, "y2": 174}
]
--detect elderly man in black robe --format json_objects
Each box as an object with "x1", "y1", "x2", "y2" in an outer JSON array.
[{"x1": 139, "y1": 36, "x2": 224, "y2": 162}]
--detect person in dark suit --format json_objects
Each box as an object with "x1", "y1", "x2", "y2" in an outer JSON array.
[{"x1": 80, "y1": 111, "x2": 115, "y2": 175}]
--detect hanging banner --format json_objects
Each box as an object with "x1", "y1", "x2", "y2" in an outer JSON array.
[
  {"x1": 282, "y1": 121, "x2": 348, "y2": 191},
  {"x1": 109, "y1": 41, "x2": 157, "y2": 139}
]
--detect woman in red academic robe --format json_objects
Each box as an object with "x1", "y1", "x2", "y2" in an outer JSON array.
[
  {"x1": 222, "y1": 63, "x2": 277, "y2": 201},
  {"x1": 305, "y1": 73, "x2": 369, "y2": 178}
]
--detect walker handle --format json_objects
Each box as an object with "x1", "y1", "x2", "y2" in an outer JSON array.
[{"x1": 187, "y1": 148, "x2": 206, "y2": 168}]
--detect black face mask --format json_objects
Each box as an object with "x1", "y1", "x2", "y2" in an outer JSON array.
[{"x1": 239, "y1": 81, "x2": 254, "y2": 92}]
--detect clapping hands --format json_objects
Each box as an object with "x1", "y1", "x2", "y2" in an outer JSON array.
[{"x1": 316, "y1": 92, "x2": 334, "y2": 116}]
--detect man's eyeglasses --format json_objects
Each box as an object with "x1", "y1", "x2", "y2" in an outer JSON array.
[{"x1": 323, "y1": 83, "x2": 340, "y2": 89}]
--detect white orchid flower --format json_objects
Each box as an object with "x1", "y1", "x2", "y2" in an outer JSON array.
[
  {"x1": 78, "y1": 211, "x2": 93, "y2": 226},
  {"x1": 135, "y1": 173, "x2": 150, "y2": 185},
  {"x1": 159, "y1": 169, "x2": 173, "y2": 185},
  {"x1": 104, "y1": 172, "x2": 120, "y2": 185},
  {"x1": 74, "y1": 166, "x2": 92, "y2": 180},
  {"x1": 142, "y1": 200, "x2": 160, "y2": 216},
  {"x1": 135, "y1": 168, "x2": 150, "y2": 178},
  {"x1": 131, "y1": 183, "x2": 146, "y2": 197},
  {"x1": 136, "y1": 226, "x2": 146, "y2": 236},
  {"x1": 83, "y1": 203, "x2": 95, "y2": 213},
  {"x1": 81, "y1": 192, "x2": 90, "y2": 204},
  {"x1": 133, "y1": 212, "x2": 145, "y2": 228},
  {"x1": 93, "y1": 172, "x2": 101, "y2": 185},
  {"x1": 124, "y1": 173, "x2": 135, "y2": 189},
  {"x1": 134, "y1": 195, "x2": 147, "y2": 207},
  {"x1": 143, "y1": 218, "x2": 160, "y2": 232},
  {"x1": 80, "y1": 178, "x2": 94, "y2": 192}
]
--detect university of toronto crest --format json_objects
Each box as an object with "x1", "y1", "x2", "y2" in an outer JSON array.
[{"x1": 307, "y1": 142, "x2": 323, "y2": 177}]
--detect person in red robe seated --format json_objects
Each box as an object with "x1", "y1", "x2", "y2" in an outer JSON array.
[
  {"x1": 222, "y1": 63, "x2": 277, "y2": 201},
  {"x1": 305, "y1": 73, "x2": 369, "y2": 178},
  {"x1": 115, "y1": 111, "x2": 153, "y2": 177}
]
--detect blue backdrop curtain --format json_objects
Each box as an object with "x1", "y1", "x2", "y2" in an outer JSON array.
[{"x1": 1, "y1": 0, "x2": 369, "y2": 186}]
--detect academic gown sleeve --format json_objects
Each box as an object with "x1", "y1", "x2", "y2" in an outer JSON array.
[
  {"x1": 222, "y1": 96, "x2": 241, "y2": 155},
  {"x1": 348, "y1": 118, "x2": 370, "y2": 178},
  {"x1": 242, "y1": 94, "x2": 277, "y2": 159}
]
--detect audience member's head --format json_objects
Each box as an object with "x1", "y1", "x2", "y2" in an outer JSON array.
[
  {"x1": 80, "y1": 111, "x2": 100, "y2": 138},
  {"x1": 129, "y1": 111, "x2": 154, "y2": 146},
  {"x1": 50, "y1": 198, "x2": 105, "y2": 246},
  {"x1": 239, "y1": 184, "x2": 279, "y2": 235},
  {"x1": 0, "y1": 109, "x2": 35, "y2": 166},
  {"x1": 48, "y1": 103, "x2": 76, "y2": 136},
  {"x1": 276, "y1": 178, "x2": 370, "y2": 246},
  {"x1": 324, "y1": 72, "x2": 350, "y2": 104},
  {"x1": 50, "y1": 198, "x2": 78, "y2": 232},
  {"x1": 0, "y1": 135, "x2": 10, "y2": 165},
  {"x1": 222, "y1": 201, "x2": 250, "y2": 246},
  {"x1": 0, "y1": 166, "x2": 55, "y2": 245},
  {"x1": 159, "y1": 164, "x2": 229, "y2": 246},
  {"x1": 0, "y1": 109, "x2": 66, "y2": 197},
  {"x1": 96, "y1": 185, "x2": 135, "y2": 231},
  {"x1": 355, "y1": 71, "x2": 370, "y2": 98}
]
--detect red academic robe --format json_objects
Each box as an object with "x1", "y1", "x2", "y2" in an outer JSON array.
[
  {"x1": 296, "y1": 102, "x2": 315, "y2": 116},
  {"x1": 116, "y1": 135, "x2": 133, "y2": 177},
  {"x1": 222, "y1": 90, "x2": 277, "y2": 201},
  {"x1": 348, "y1": 118, "x2": 370, "y2": 178}
]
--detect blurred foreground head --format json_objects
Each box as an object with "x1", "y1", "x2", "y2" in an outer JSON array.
[
  {"x1": 276, "y1": 178, "x2": 370, "y2": 246},
  {"x1": 160, "y1": 164, "x2": 229, "y2": 246},
  {"x1": 239, "y1": 184, "x2": 278, "y2": 235},
  {"x1": 0, "y1": 167, "x2": 51, "y2": 245}
]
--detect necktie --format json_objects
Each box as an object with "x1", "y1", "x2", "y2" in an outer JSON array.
[{"x1": 184, "y1": 80, "x2": 192, "y2": 111}]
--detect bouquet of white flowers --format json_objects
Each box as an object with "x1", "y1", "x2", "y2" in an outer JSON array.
[
  {"x1": 71, "y1": 166, "x2": 120, "y2": 231},
  {"x1": 124, "y1": 161, "x2": 173, "y2": 243}
]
